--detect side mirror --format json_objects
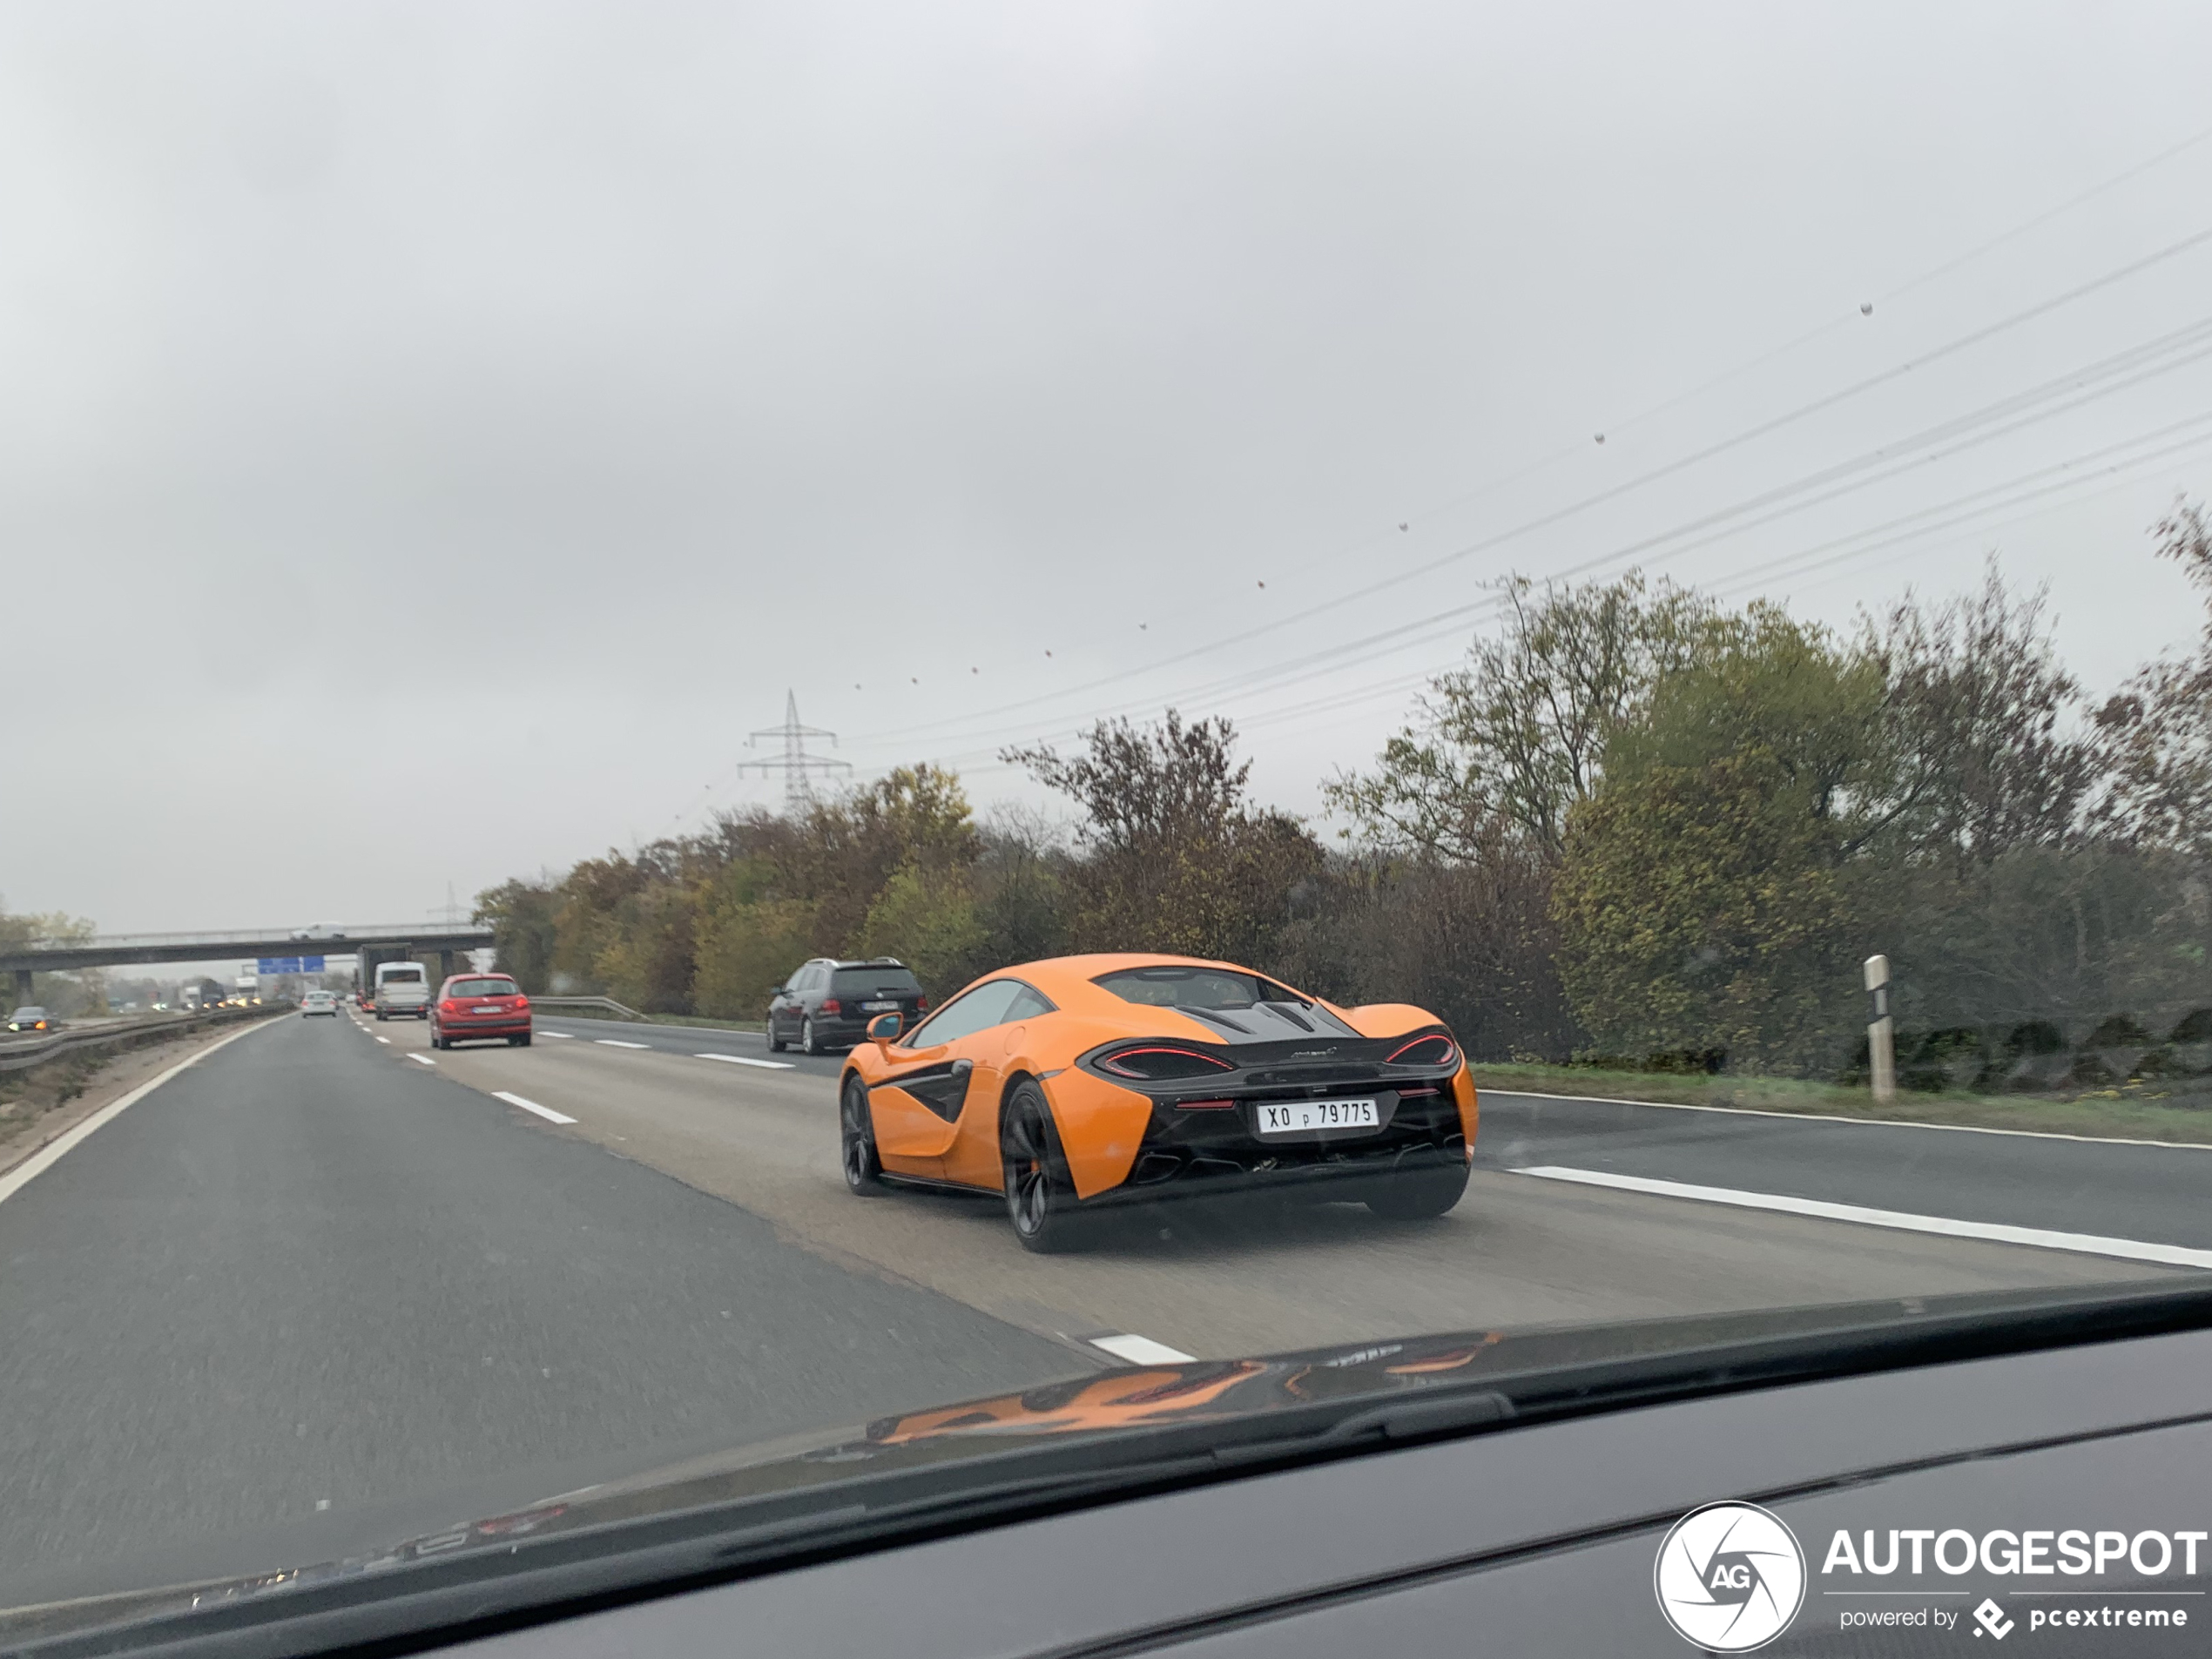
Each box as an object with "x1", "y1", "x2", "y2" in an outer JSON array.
[{"x1": 867, "y1": 1012, "x2": 902, "y2": 1048}]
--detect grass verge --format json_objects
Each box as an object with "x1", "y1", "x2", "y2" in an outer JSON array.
[{"x1": 1466, "y1": 1061, "x2": 2212, "y2": 1145}]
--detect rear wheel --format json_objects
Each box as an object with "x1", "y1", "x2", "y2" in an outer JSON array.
[
  {"x1": 801, "y1": 1016, "x2": 819, "y2": 1056},
  {"x1": 1001, "y1": 1082, "x2": 1087, "y2": 1253},
  {"x1": 840, "y1": 1075, "x2": 884, "y2": 1195},
  {"x1": 429, "y1": 1029, "x2": 444, "y2": 1050},
  {"x1": 1364, "y1": 1160, "x2": 1469, "y2": 1220},
  {"x1": 510, "y1": 1033, "x2": 530, "y2": 1047}
]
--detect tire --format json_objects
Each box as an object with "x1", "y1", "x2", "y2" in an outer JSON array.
[
  {"x1": 840, "y1": 1074, "x2": 884, "y2": 1196},
  {"x1": 1364, "y1": 1160, "x2": 1469, "y2": 1221},
  {"x1": 429, "y1": 1030, "x2": 443, "y2": 1050},
  {"x1": 1001, "y1": 1081, "x2": 1088, "y2": 1253},
  {"x1": 801, "y1": 1017, "x2": 819, "y2": 1056},
  {"x1": 376, "y1": 1008, "x2": 387, "y2": 1022},
  {"x1": 511, "y1": 1033, "x2": 531, "y2": 1047},
  {"x1": 768, "y1": 1021, "x2": 787, "y2": 1054}
]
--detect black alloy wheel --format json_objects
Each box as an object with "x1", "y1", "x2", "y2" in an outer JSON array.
[
  {"x1": 840, "y1": 1074, "x2": 884, "y2": 1195},
  {"x1": 1364, "y1": 1159, "x2": 1470, "y2": 1220},
  {"x1": 1001, "y1": 1081, "x2": 1085, "y2": 1253}
]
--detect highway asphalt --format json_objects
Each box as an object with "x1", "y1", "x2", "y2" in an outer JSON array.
[
  {"x1": 538, "y1": 1011, "x2": 2212, "y2": 1251},
  {"x1": 2, "y1": 1006, "x2": 2199, "y2": 1607},
  {"x1": 0, "y1": 1015, "x2": 1073, "y2": 1604}
]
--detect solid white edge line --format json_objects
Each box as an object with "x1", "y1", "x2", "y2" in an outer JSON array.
[
  {"x1": 593, "y1": 1039, "x2": 650, "y2": 1049},
  {"x1": 697, "y1": 1052, "x2": 796, "y2": 1070},
  {"x1": 407, "y1": 1053, "x2": 435, "y2": 1066},
  {"x1": 0, "y1": 1017, "x2": 280, "y2": 1208},
  {"x1": 1514, "y1": 1165, "x2": 2212, "y2": 1271},
  {"x1": 494, "y1": 1090, "x2": 577, "y2": 1125},
  {"x1": 1489, "y1": 1085, "x2": 2212, "y2": 1152},
  {"x1": 1090, "y1": 1332, "x2": 1198, "y2": 1366}
]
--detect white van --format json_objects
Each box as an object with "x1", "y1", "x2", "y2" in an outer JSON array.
[{"x1": 374, "y1": 961, "x2": 430, "y2": 1022}]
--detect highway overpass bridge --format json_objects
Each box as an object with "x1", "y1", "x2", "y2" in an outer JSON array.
[{"x1": 0, "y1": 925, "x2": 496, "y2": 1004}]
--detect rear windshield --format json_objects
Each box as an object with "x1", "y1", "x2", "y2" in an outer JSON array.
[
  {"x1": 1093, "y1": 966, "x2": 1306, "y2": 1010},
  {"x1": 379, "y1": 967, "x2": 424, "y2": 983},
  {"x1": 449, "y1": 977, "x2": 519, "y2": 998},
  {"x1": 832, "y1": 966, "x2": 921, "y2": 995}
]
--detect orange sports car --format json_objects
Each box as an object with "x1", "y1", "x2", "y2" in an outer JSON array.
[{"x1": 836, "y1": 953, "x2": 1478, "y2": 1251}]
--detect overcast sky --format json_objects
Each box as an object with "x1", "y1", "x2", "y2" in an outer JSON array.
[{"x1": 7, "y1": 0, "x2": 2212, "y2": 936}]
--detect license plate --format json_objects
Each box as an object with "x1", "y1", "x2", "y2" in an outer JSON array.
[
  {"x1": 475, "y1": 1005, "x2": 508, "y2": 1015},
  {"x1": 861, "y1": 1000, "x2": 898, "y2": 1011},
  {"x1": 1255, "y1": 1098, "x2": 1380, "y2": 1136}
]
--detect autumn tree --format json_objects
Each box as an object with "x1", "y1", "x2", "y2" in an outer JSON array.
[
  {"x1": 1006, "y1": 711, "x2": 1319, "y2": 963},
  {"x1": 1553, "y1": 608, "x2": 1884, "y2": 1071}
]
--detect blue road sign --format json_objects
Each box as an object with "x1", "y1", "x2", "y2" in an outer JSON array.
[{"x1": 256, "y1": 956, "x2": 326, "y2": 974}]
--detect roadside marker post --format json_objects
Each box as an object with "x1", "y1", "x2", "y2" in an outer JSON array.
[{"x1": 1865, "y1": 954, "x2": 1896, "y2": 1104}]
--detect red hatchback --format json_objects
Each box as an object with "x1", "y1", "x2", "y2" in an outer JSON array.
[{"x1": 429, "y1": 974, "x2": 532, "y2": 1049}]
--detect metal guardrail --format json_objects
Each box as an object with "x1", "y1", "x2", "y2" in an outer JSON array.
[
  {"x1": 0, "y1": 1003, "x2": 286, "y2": 1075},
  {"x1": 525, "y1": 996, "x2": 650, "y2": 1022}
]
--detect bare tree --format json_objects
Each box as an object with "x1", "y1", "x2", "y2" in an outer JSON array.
[
  {"x1": 1327, "y1": 573, "x2": 1710, "y2": 863},
  {"x1": 2093, "y1": 500, "x2": 2212, "y2": 857},
  {"x1": 1873, "y1": 558, "x2": 2101, "y2": 869}
]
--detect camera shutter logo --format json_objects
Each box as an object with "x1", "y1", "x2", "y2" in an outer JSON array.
[{"x1": 1653, "y1": 1501, "x2": 1806, "y2": 1651}]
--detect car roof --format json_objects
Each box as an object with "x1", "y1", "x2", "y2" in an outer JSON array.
[{"x1": 9, "y1": 1006, "x2": 44, "y2": 1017}]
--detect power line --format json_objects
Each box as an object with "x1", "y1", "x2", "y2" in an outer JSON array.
[
  {"x1": 860, "y1": 222, "x2": 2212, "y2": 752},
  {"x1": 871, "y1": 413, "x2": 2212, "y2": 776},
  {"x1": 1245, "y1": 118, "x2": 2212, "y2": 595},
  {"x1": 850, "y1": 316, "x2": 2212, "y2": 765}
]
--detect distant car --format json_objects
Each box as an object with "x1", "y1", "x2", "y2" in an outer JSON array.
[
  {"x1": 374, "y1": 961, "x2": 432, "y2": 1021},
  {"x1": 429, "y1": 974, "x2": 531, "y2": 1049},
  {"x1": 290, "y1": 925, "x2": 348, "y2": 941},
  {"x1": 300, "y1": 991, "x2": 339, "y2": 1018},
  {"x1": 767, "y1": 958, "x2": 927, "y2": 1055},
  {"x1": 4, "y1": 1005, "x2": 56, "y2": 1034}
]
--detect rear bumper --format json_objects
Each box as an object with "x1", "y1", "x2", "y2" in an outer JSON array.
[
  {"x1": 1092, "y1": 1093, "x2": 1469, "y2": 1206},
  {"x1": 439, "y1": 1021, "x2": 530, "y2": 1041}
]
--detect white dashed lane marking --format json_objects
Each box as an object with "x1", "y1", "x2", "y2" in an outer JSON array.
[
  {"x1": 374, "y1": 1036, "x2": 390, "y2": 1045},
  {"x1": 495, "y1": 1091, "x2": 577, "y2": 1125},
  {"x1": 593, "y1": 1039, "x2": 651, "y2": 1050},
  {"x1": 697, "y1": 1052, "x2": 795, "y2": 1070},
  {"x1": 1089, "y1": 1333, "x2": 1197, "y2": 1366},
  {"x1": 407, "y1": 1054, "x2": 435, "y2": 1067}
]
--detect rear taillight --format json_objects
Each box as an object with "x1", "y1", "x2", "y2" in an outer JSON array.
[
  {"x1": 1098, "y1": 1046, "x2": 1234, "y2": 1081},
  {"x1": 513, "y1": 996, "x2": 529, "y2": 1011},
  {"x1": 440, "y1": 999, "x2": 458, "y2": 1013},
  {"x1": 916, "y1": 995, "x2": 928, "y2": 1011},
  {"x1": 819, "y1": 998, "x2": 842, "y2": 1015},
  {"x1": 1386, "y1": 1035, "x2": 1458, "y2": 1067}
]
